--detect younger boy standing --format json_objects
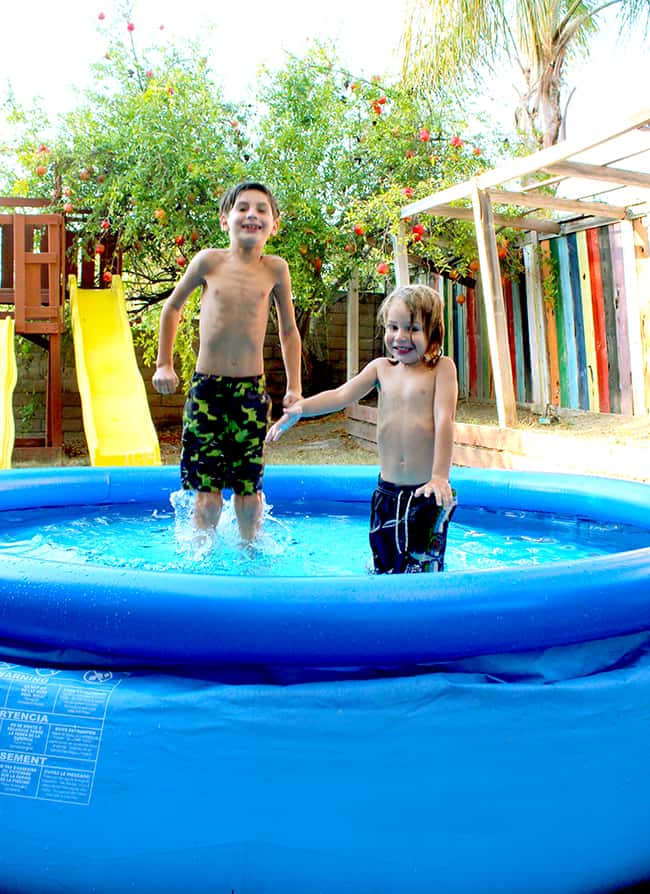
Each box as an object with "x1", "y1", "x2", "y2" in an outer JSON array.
[
  {"x1": 267, "y1": 284, "x2": 457, "y2": 574},
  {"x1": 153, "y1": 181, "x2": 302, "y2": 542}
]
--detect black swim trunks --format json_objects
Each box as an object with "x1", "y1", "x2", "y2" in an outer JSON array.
[
  {"x1": 180, "y1": 373, "x2": 271, "y2": 495},
  {"x1": 369, "y1": 477, "x2": 457, "y2": 574}
]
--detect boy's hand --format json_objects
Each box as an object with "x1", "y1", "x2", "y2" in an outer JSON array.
[
  {"x1": 266, "y1": 404, "x2": 303, "y2": 442},
  {"x1": 152, "y1": 364, "x2": 179, "y2": 395},
  {"x1": 282, "y1": 389, "x2": 303, "y2": 409},
  {"x1": 415, "y1": 475, "x2": 455, "y2": 509}
]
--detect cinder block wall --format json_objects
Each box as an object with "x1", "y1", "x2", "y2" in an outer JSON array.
[{"x1": 12, "y1": 292, "x2": 385, "y2": 440}]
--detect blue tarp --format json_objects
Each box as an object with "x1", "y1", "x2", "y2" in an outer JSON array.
[{"x1": 0, "y1": 642, "x2": 649, "y2": 893}]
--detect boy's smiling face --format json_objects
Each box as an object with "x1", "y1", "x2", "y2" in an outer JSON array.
[
  {"x1": 220, "y1": 188, "x2": 279, "y2": 246},
  {"x1": 383, "y1": 298, "x2": 428, "y2": 365}
]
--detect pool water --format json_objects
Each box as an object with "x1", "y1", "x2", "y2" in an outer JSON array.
[{"x1": 1, "y1": 491, "x2": 648, "y2": 577}]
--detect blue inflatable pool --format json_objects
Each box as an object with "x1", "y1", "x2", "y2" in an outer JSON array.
[{"x1": 0, "y1": 464, "x2": 649, "y2": 893}]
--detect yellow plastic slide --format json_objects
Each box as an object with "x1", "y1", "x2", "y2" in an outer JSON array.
[
  {"x1": 69, "y1": 275, "x2": 161, "y2": 466},
  {"x1": 0, "y1": 317, "x2": 17, "y2": 469}
]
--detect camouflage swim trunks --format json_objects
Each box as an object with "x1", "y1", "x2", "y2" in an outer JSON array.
[{"x1": 180, "y1": 373, "x2": 271, "y2": 495}]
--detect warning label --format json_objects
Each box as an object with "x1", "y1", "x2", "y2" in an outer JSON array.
[{"x1": 0, "y1": 664, "x2": 125, "y2": 806}]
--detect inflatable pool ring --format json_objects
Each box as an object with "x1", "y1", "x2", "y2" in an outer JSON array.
[{"x1": 0, "y1": 465, "x2": 649, "y2": 893}]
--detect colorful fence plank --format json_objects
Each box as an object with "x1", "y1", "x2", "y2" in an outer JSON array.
[
  {"x1": 466, "y1": 286, "x2": 478, "y2": 397},
  {"x1": 597, "y1": 226, "x2": 622, "y2": 413},
  {"x1": 523, "y1": 243, "x2": 549, "y2": 409},
  {"x1": 478, "y1": 282, "x2": 493, "y2": 402},
  {"x1": 575, "y1": 231, "x2": 600, "y2": 411},
  {"x1": 609, "y1": 224, "x2": 634, "y2": 414},
  {"x1": 451, "y1": 281, "x2": 461, "y2": 391},
  {"x1": 455, "y1": 283, "x2": 467, "y2": 396},
  {"x1": 551, "y1": 239, "x2": 575, "y2": 408},
  {"x1": 619, "y1": 219, "x2": 647, "y2": 415},
  {"x1": 513, "y1": 277, "x2": 532, "y2": 403},
  {"x1": 566, "y1": 234, "x2": 589, "y2": 409},
  {"x1": 632, "y1": 219, "x2": 650, "y2": 414},
  {"x1": 540, "y1": 240, "x2": 561, "y2": 408},
  {"x1": 586, "y1": 228, "x2": 611, "y2": 413}
]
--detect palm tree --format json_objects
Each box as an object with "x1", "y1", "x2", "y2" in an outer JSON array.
[{"x1": 401, "y1": 0, "x2": 649, "y2": 147}]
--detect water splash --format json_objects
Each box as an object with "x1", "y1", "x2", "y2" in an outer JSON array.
[{"x1": 169, "y1": 489, "x2": 294, "y2": 569}]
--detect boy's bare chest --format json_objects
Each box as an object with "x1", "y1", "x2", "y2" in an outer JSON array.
[
  {"x1": 203, "y1": 270, "x2": 273, "y2": 323},
  {"x1": 205, "y1": 286, "x2": 270, "y2": 318},
  {"x1": 379, "y1": 365, "x2": 434, "y2": 410},
  {"x1": 207, "y1": 260, "x2": 274, "y2": 302}
]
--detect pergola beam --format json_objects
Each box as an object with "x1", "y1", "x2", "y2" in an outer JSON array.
[
  {"x1": 545, "y1": 160, "x2": 650, "y2": 190},
  {"x1": 486, "y1": 188, "x2": 628, "y2": 220},
  {"x1": 421, "y1": 202, "x2": 561, "y2": 234}
]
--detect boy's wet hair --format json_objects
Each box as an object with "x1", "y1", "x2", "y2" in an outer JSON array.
[
  {"x1": 219, "y1": 182, "x2": 280, "y2": 220},
  {"x1": 378, "y1": 284, "x2": 445, "y2": 367}
]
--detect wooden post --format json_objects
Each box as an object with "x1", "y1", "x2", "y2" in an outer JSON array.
[
  {"x1": 632, "y1": 217, "x2": 650, "y2": 415},
  {"x1": 46, "y1": 332, "x2": 63, "y2": 448},
  {"x1": 13, "y1": 215, "x2": 26, "y2": 331},
  {"x1": 470, "y1": 182, "x2": 517, "y2": 428},
  {"x1": 392, "y1": 222, "x2": 410, "y2": 286},
  {"x1": 621, "y1": 217, "x2": 648, "y2": 415},
  {"x1": 346, "y1": 267, "x2": 359, "y2": 379},
  {"x1": 1, "y1": 218, "x2": 14, "y2": 289}
]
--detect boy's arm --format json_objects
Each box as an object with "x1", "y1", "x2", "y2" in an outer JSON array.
[
  {"x1": 266, "y1": 360, "x2": 381, "y2": 441},
  {"x1": 271, "y1": 258, "x2": 303, "y2": 407},
  {"x1": 415, "y1": 356, "x2": 458, "y2": 508},
  {"x1": 152, "y1": 251, "x2": 209, "y2": 394}
]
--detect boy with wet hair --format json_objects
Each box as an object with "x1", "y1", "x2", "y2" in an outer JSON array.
[
  {"x1": 267, "y1": 283, "x2": 457, "y2": 573},
  {"x1": 153, "y1": 181, "x2": 302, "y2": 543}
]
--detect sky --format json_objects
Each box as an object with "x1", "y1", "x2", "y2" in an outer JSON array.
[
  {"x1": 1, "y1": 0, "x2": 408, "y2": 116},
  {"x1": 1, "y1": 0, "x2": 648, "y2": 139}
]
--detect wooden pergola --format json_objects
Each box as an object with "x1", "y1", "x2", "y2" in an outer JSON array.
[{"x1": 393, "y1": 106, "x2": 650, "y2": 427}]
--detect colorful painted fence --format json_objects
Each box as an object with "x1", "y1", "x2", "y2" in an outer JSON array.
[
  {"x1": 428, "y1": 271, "x2": 531, "y2": 405},
  {"x1": 430, "y1": 221, "x2": 646, "y2": 415}
]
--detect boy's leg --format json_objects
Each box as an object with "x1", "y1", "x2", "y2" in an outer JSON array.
[
  {"x1": 234, "y1": 492, "x2": 263, "y2": 541},
  {"x1": 406, "y1": 492, "x2": 457, "y2": 572},
  {"x1": 229, "y1": 377, "x2": 270, "y2": 542},
  {"x1": 193, "y1": 490, "x2": 223, "y2": 530},
  {"x1": 369, "y1": 482, "x2": 403, "y2": 574},
  {"x1": 181, "y1": 375, "x2": 228, "y2": 515}
]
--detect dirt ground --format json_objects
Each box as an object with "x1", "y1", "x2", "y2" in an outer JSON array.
[
  {"x1": 56, "y1": 411, "x2": 379, "y2": 467},
  {"x1": 46, "y1": 400, "x2": 648, "y2": 470},
  {"x1": 453, "y1": 399, "x2": 650, "y2": 446}
]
